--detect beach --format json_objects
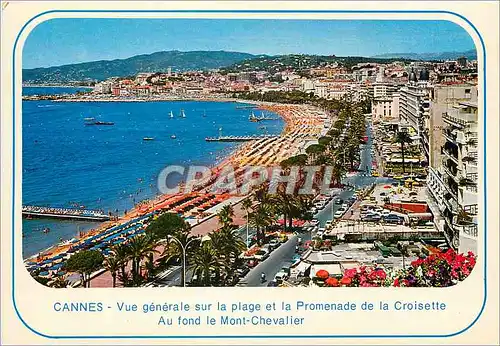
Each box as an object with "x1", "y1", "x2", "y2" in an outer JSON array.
[{"x1": 24, "y1": 101, "x2": 330, "y2": 265}]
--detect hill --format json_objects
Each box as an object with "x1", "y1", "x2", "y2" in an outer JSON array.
[
  {"x1": 372, "y1": 49, "x2": 477, "y2": 61},
  {"x1": 22, "y1": 50, "x2": 256, "y2": 84}
]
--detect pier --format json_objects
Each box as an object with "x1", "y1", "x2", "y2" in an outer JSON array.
[
  {"x1": 22, "y1": 205, "x2": 112, "y2": 221},
  {"x1": 205, "y1": 134, "x2": 278, "y2": 142}
]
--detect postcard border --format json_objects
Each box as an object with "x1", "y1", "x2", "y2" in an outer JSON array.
[{"x1": 11, "y1": 9, "x2": 488, "y2": 340}]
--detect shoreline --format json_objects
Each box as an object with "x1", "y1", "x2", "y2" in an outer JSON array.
[{"x1": 24, "y1": 100, "x2": 330, "y2": 263}]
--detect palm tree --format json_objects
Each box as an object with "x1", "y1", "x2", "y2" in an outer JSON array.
[
  {"x1": 217, "y1": 205, "x2": 235, "y2": 228},
  {"x1": 191, "y1": 241, "x2": 221, "y2": 286},
  {"x1": 396, "y1": 131, "x2": 412, "y2": 174},
  {"x1": 165, "y1": 232, "x2": 200, "y2": 286},
  {"x1": 241, "y1": 198, "x2": 253, "y2": 248},
  {"x1": 127, "y1": 234, "x2": 158, "y2": 285},
  {"x1": 103, "y1": 255, "x2": 120, "y2": 288},
  {"x1": 249, "y1": 202, "x2": 275, "y2": 245},
  {"x1": 111, "y1": 243, "x2": 130, "y2": 286}
]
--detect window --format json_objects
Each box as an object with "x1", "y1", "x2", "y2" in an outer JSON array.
[{"x1": 465, "y1": 89, "x2": 471, "y2": 99}]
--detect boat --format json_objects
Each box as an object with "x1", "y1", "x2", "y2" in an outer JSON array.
[
  {"x1": 171, "y1": 135, "x2": 177, "y2": 139},
  {"x1": 249, "y1": 111, "x2": 275, "y2": 122},
  {"x1": 143, "y1": 137, "x2": 155, "y2": 141},
  {"x1": 169, "y1": 111, "x2": 174, "y2": 118},
  {"x1": 202, "y1": 110, "x2": 207, "y2": 117},
  {"x1": 180, "y1": 109, "x2": 186, "y2": 118},
  {"x1": 85, "y1": 118, "x2": 114, "y2": 126}
]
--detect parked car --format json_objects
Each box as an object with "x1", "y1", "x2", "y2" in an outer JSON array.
[
  {"x1": 236, "y1": 266, "x2": 250, "y2": 278},
  {"x1": 325, "y1": 220, "x2": 333, "y2": 228},
  {"x1": 268, "y1": 239, "x2": 280, "y2": 250},
  {"x1": 310, "y1": 219, "x2": 320, "y2": 226},
  {"x1": 247, "y1": 259, "x2": 259, "y2": 268},
  {"x1": 335, "y1": 198, "x2": 343, "y2": 205},
  {"x1": 254, "y1": 250, "x2": 270, "y2": 261},
  {"x1": 334, "y1": 210, "x2": 344, "y2": 219},
  {"x1": 274, "y1": 271, "x2": 289, "y2": 283}
]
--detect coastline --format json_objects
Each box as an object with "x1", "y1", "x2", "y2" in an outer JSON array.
[{"x1": 24, "y1": 99, "x2": 330, "y2": 263}]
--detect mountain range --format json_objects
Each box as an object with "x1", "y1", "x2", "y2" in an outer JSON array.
[
  {"x1": 371, "y1": 49, "x2": 476, "y2": 61},
  {"x1": 22, "y1": 50, "x2": 256, "y2": 84},
  {"x1": 23, "y1": 49, "x2": 477, "y2": 84}
]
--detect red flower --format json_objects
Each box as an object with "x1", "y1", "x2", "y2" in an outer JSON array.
[{"x1": 393, "y1": 278, "x2": 400, "y2": 287}]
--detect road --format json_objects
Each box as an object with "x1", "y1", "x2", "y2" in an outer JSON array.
[
  {"x1": 240, "y1": 235, "x2": 298, "y2": 287},
  {"x1": 315, "y1": 119, "x2": 392, "y2": 227}
]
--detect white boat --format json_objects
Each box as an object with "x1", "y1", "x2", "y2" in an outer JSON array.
[
  {"x1": 171, "y1": 135, "x2": 176, "y2": 139},
  {"x1": 180, "y1": 109, "x2": 186, "y2": 118},
  {"x1": 143, "y1": 137, "x2": 155, "y2": 141},
  {"x1": 169, "y1": 111, "x2": 174, "y2": 118}
]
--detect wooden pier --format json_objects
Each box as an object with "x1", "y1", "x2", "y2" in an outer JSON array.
[
  {"x1": 205, "y1": 134, "x2": 278, "y2": 142},
  {"x1": 22, "y1": 206, "x2": 111, "y2": 221}
]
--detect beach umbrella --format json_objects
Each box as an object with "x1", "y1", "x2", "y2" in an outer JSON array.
[
  {"x1": 38, "y1": 271, "x2": 50, "y2": 277},
  {"x1": 384, "y1": 185, "x2": 392, "y2": 189},
  {"x1": 316, "y1": 270, "x2": 329, "y2": 280},
  {"x1": 340, "y1": 277, "x2": 352, "y2": 286},
  {"x1": 325, "y1": 277, "x2": 339, "y2": 287}
]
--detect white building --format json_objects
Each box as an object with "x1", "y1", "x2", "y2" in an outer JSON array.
[{"x1": 427, "y1": 101, "x2": 478, "y2": 254}]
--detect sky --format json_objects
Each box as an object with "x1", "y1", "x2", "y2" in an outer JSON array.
[{"x1": 22, "y1": 19, "x2": 476, "y2": 69}]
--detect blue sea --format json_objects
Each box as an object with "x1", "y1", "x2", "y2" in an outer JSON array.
[{"x1": 22, "y1": 87, "x2": 284, "y2": 258}]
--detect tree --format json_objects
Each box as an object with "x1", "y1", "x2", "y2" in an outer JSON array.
[
  {"x1": 241, "y1": 198, "x2": 253, "y2": 248},
  {"x1": 103, "y1": 255, "x2": 120, "y2": 288},
  {"x1": 111, "y1": 243, "x2": 130, "y2": 286},
  {"x1": 396, "y1": 131, "x2": 413, "y2": 174},
  {"x1": 165, "y1": 232, "x2": 200, "y2": 287},
  {"x1": 64, "y1": 250, "x2": 104, "y2": 288},
  {"x1": 127, "y1": 234, "x2": 158, "y2": 286},
  {"x1": 249, "y1": 202, "x2": 276, "y2": 245},
  {"x1": 146, "y1": 212, "x2": 190, "y2": 241},
  {"x1": 217, "y1": 205, "x2": 235, "y2": 229},
  {"x1": 191, "y1": 241, "x2": 221, "y2": 287}
]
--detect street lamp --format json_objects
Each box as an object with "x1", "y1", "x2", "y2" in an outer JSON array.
[{"x1": 168, "y1": 235, "x2": 207, "y2": 287}]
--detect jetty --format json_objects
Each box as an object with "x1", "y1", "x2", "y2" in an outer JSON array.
[
  {"x1": 205, "y1": 134, "x2": 278, "y2": 142},
  {"x1": 22, "y1": 205, "x2": 111, "y2": 221}
]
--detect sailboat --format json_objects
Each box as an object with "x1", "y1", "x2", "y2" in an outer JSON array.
[
  {"x1": 179, "y1": 109, "x2": 186, "y2": 118},
  {"x1": 169, "y1": 111, "x2": 174, "y2": 119}
]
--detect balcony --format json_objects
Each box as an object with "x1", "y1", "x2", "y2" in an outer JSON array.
[
  {"x1": 443, "y1": 113, "x2": 467, "y2": 127},
  {"x1": 454, "y1": 223, "x2": 478, "y2": 238},
  {"x1": 463, "y1": 204, "x2": 478, "y2": 216},
  {"x1": 443, "y1": 128, "x2": 457, "y2": 142},
  {"x1": 442, "y1": 149, "x2": 458, "y2": 164}
]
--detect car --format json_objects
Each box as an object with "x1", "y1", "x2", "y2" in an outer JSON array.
[
  {"x1": 335, "y1": 198, "x2": 343, "y2": 205},
  {"x1": 334, "y1": 210, "x2": 344, "y2": 219},
  {"x1": 316, "y1": 230, "x2": 324, "y2": 238},
  {"x1": 310, "y1": 207, "x2": 317, "y2": 214},
  {"x1": 341, "y1": 203, "x2": 349, "y2": 209},
  {"x1": 274, "y1": 271, "x2": 289, "y2": 283},
  {"x1": 254, "y1": 250, "x2": 269, "y2": 261},
  {"x1": 338, "y1": 207, "x2": 346, "y2": 213},
  {"x1": 236, "y1": 266, "x2": 250, "y2": 278},
  {"x1": 325, "y1": 220, "x2": 333, "y2": 228},
  {"x1": 267, "y1": 280, "x2": 279, "y2": 287},
  {"x1": 381, "y1": 209, "x2": 391, "y2": 216},
  {"x1": 247, "y1": 259, "x2": 259, "y2": 268},
  {"x1": 310, "y1": 219, "x2": 320, "y2": 226},
  {"x1": 268, "y1": 239, "x2": 280, "y2": 250}
]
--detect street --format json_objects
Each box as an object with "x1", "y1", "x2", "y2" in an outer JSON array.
[{"x1": 239, "y1": 235, "x2": 298, "y2": 287}]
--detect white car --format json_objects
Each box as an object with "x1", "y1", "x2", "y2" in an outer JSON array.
[
  {"x1": 310, "y1": 219, "x2": 319, "y2": 226},
  {"x1": 334, "y1": 210, "x2": 344, "y2": 219},
  {"x1": 274, "y1": 271, "x2": 289, "y2": 283},
  {"x1": 325, "y1": 220, "x2": 333, "y2": 228}
]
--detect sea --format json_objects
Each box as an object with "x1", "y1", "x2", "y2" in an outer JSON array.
[{"x1": 22, "y1": 87, "x2": 284, "y2": 258}]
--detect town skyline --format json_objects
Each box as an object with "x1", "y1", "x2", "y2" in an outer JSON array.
[{"x1": 23, "y1": 19, "x2": 475, "y2": 69}]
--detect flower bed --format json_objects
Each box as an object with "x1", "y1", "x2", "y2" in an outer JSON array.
[{"x1": 315, "y1": 249, "x2": 476, "y2": 288}]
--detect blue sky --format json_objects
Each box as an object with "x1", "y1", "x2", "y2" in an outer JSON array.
[{"x1": 23, "y1": 19, "x2": 475, "y2": 69}]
